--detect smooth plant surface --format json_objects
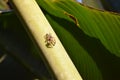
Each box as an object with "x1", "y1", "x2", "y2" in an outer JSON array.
[{"x1": 0, "y1": 0, "x2": 120, "y2": 80}]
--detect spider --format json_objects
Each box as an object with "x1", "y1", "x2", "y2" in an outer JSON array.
[{"x1": 44, "y1": 33, "x2": 56, "y2": 48}]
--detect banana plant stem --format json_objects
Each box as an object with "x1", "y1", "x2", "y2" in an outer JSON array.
[{"x1": 9, "y1": 0, "x2": 83, "y2": 80}]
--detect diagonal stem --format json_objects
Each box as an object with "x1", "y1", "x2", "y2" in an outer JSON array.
[{"x1": 9, "y1": 0, "x2": 82, "y2": 80}]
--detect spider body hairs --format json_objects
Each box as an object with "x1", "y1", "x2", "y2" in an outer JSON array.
[{"x1": 44, "y1": 33, "x2": 56, "y2": 48}]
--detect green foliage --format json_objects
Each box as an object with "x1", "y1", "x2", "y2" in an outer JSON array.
[
  {"x1": 0, "y1": 13, "x2": 52, "y2": 79},
  {"x1": 0, "y1": 0, "x2": 120, "y2": 80},
  {"x1": 37, "y1": 0, "x2": 120, "y2": 80}
]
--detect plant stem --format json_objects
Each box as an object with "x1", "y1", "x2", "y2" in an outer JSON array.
[
  {"x1": 0, "y1": 54, "x2": 7, "y2": 63},
  {"x1": 9, "y1": 0, "x2": 83, "y2": 80}
]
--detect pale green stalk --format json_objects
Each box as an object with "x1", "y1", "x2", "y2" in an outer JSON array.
[
  {"x1": 0, "y1": 54, "x2": 7, "y2": 63},
  {"x1": 9, "y1": 0, "x2": 83, "y2": 80}
]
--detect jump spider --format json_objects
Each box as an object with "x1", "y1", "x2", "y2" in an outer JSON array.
[{"x1": 44, "y1": 33, "x2": 56, "y2": 48}]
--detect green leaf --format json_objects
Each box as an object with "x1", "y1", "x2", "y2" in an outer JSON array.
[
  {"x1": 45, "y1": 13, "x2": 103, "y2": 80},
  {"x1": 37, "y1": 0, "x2": 103, "y2": 80},
  {"x1": 37, "y1": 0, "x2": 120, "y2": 57},
  {"x1": 56, "y1": 0, "x2": 120, "y2": 56},
  {"x1": 36, "y1": 0, "x2": 120, "y2": 80},
  {"x1": 1, "y1": 0, "x2": 120, "y2": 80},
  {"x1": 0, "y1": 12, "x2": 53, "y2": 79}
]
